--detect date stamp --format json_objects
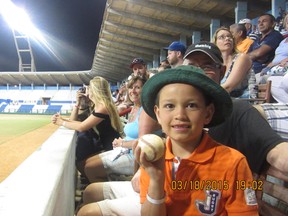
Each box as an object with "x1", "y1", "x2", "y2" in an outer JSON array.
[
  {"x1": 170, "y1": 180, "x2": 264, "y2": 191},
  {"x1": 171, "y1": 180, "x2": 229, "y2": 191}
]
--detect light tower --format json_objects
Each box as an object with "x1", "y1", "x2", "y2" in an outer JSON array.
[{"x1": 12, "y1": 29, "x2": 36, "y2": 72}]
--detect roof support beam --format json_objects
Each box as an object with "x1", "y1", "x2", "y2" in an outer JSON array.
[
  {"x1": 102, "y1": 30, "x2": 167, "y2": 49},
  {"x1": 108, "y1": 8, "x2": 192, "y2": 36},
  {"x1": 96, "y1": 44, "x2": 153, "y2": 61},
  {"x1": 99, "y1": 38, "x2": 158, "y2": 55},
  {"x1": 104, "y1": 21, "x2": 175, "y2": 42}
]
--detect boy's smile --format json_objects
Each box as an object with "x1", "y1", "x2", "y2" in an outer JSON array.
[{"x1": 154, "y1": 83, "x2": 214, "y2": 149}]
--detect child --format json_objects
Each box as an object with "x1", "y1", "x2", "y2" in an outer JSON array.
[{"x1": 135, "y1": 65, "x2": 259, "y2": 215}]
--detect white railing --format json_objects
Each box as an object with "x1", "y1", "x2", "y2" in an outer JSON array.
[{"x1": 0, "y1": 127, "x2": 76, "y2": 216}]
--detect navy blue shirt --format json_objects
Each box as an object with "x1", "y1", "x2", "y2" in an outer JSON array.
[{"x1": 248, "y1": 30, "x2": 283, "y2": 73}]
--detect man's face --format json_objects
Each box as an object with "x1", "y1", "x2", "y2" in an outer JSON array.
[
  {"x1": 167, "y1": 50, "x2": 180, "y2": 67},
  {"x1": 182, "y1": 52, "x2": 225, "y2": 84},
  {"x1": 132, "y1": 64, "x2": 146, "y2": 76},
  {"x1": 257, "y1": 15, "x2": 274, "y2": 34}
]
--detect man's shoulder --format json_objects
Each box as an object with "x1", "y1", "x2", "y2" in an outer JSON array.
[{"x1": 266, "y1": 30, "x2": 283, "y2": 40}]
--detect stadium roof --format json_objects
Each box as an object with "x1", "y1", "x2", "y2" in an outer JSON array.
[{"x1": 0, "y1": 0, "x2": 270, "y2": 86}]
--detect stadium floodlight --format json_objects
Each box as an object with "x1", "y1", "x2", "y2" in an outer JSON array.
[
  {"x1": 0, "y1": 0, "x2": 43, "y2": 40},
  {"x1": 0, "y1": 0, "x2": 44, "y2": 72}
]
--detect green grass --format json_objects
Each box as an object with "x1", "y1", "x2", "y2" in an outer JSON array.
[{"x1": 0, "y1": 114, "x2": 51, "y2": 144}]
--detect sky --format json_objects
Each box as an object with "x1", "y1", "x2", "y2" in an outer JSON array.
[{"x1": 0, "y1": 0, "x2": 106, "y2": 72}]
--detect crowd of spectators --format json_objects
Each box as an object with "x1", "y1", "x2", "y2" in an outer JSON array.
[{"x1": 49, "y1": 10, "x2": 288, "y2": 216}]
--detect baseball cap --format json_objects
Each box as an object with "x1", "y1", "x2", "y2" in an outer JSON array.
[
  {"x1": 164, "y1": 41, "x2": 186, "y2": 54},
  {"x1": 183, "y1": 42, "x2": 223, "y2": 65},
  {"x1": 239, "y1": 18, "x2": 252, "y2": 24},
  {"x1": 130, "y1": 58, "x2": 146, "y2": 68},
  {"x1": 141, "y1": 65, "x2": 232, "y2": 127}
]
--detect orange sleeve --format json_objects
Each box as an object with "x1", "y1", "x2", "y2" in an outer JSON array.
[
  {"x1": 139, "y1": 166, "x2": 150, "y2": 204},
  {"x1": 225, "y1": 156, "x2": 259, "y2": 216}
]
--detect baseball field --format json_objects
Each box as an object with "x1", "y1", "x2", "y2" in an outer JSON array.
[{"x1": 0, "y1": 114, "x2": 59, "y2": 182}]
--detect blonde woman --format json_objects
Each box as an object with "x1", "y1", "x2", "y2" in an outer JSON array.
[
  {"x1": 52, "y1": 76, "x2": 123, "y2": 174},
  {"x1": 83, "y1": 75, "x2": 147, "y2": 183},
  {"x1": 212, "y1": 27, "x2": 256, "y2": 98}
]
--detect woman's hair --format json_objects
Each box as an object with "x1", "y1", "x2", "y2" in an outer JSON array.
[
  {"x1": 127, "y1": 75, "x2": 147, "y2": 89},
  {"x1": 283, "y1": 14, "x2": 288, "y2": 31},
  {"x1": 211, "y1": 27, "x2": 238, "y2": 55},
  {"x1": 89, "y1": 76, "x2": 123, "y2": 133}
]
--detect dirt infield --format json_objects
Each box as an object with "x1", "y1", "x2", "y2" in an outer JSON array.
[{"x1": 0, "y1": 123, "x2": 59, "y2": 182}]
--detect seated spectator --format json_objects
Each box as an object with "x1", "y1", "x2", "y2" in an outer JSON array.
[
  {"x1": 230, "y1": 23, "x2": 254, "y2": 53},
  {"x1": 51, "y1": 76, "x2": 123, "y2": 176},
  {"x1": 115, "y1": 83, "x2": 133, "y2": 113},
  {"x1": 248, "y1": 14, "x2": 283, "y2": 74},
  {"x1": 254, "y1": 103, "x2": 288, "y2": 141},
  {"x1": 83, "y1": 75, "x2": 147, "y2": 183},
  {"x1": 135, "y1": 65, "x2": 258, "y2": 215},
  {"x1": 158, "y1": 59, "x2": 171, "y2": 72},
  {"x1": 257, "y1": 14, "x2": 288, "y2": 101},
  {"x1": 239, "y1": 18, "x2": 260, "y2": 40},
  {"x1": 128, "y1": 57, "x2": 149, "y2": 80},
  {"x1": 268, "y1": 72, "x2": 288, "y2": 103},
  {"x1": 212, "y1": 28, "x2": 256, "y2": 98},
  {"x1": 183, "y1": 42, "x2": 288, "y2": 174},
  {"x1": 114, "y1": 84, "x2": 126, "y2": 106},
  {"x1": 164, "y1": 41, "x2": 186, "y2": 68},
  {"x1": 260, "y1": 14, "x2": 288, "y2": 75},
  {"x1": 69, "y1": 87, "x2": 102, "y2": 176}
]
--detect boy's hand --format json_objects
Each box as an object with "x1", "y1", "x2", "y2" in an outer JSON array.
[{"x1": 134, "y1": 144, "x2": 165, "y2": 179}]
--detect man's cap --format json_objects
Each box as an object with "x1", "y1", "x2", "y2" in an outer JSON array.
[
  {"x1": 130, "y1": 58, "x2": 146, "y2": 68},
  {"x1": 183, "y1": 42, "x2": 223, "y2": 65},
  {"x1": 141, "y1": 65, "x2": 232, "y2": 127},
  {"x1": 239, "y1": 18, "x2": 252, "y2": 24},
  {"x1": 164, "y1": 41, "x2": 186, "y2": 54}
]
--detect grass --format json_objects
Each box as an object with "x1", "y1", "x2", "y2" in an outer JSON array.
[{"x1": 0, "y1": 114, "x2": 52, "y2": 145}]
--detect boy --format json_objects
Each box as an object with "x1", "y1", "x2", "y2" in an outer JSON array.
[{"x1": 135, "y1": 65, "x2": 259, "y2": 215}]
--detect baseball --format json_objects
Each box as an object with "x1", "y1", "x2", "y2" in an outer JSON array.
[{"x1": 138, "y1": 134, "x2": 165, "y2": 162}]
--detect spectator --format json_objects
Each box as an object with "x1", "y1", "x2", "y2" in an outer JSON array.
[
  {"x1": 254, "y1": 103, "x2": 288, "y2": 140},
  {"x1": 230, "y1": 23, "x2": 254, "y2": 53},
  {"x1": 83, "y1": 75, "x2": 147, "y2": 183},
  {"x1": 128, "y1": 57, "x2": 149, "y2": 80},
  {"x1": 115, "y1": 83, "x2": 133, "y2": 113},
  {"x1": 212, "y1": 28, "x2": 256, "y2": 98},
  {"x1": 257, "y1": 14, "x2": 288, "y2": 102},
  {"x1": 158, "y1": 59, "x2": 171, "y2": 72},
  {"x1": 247, "y1": 13, "x2": 283, "y2": 74},
  {"x1": 69, "y1": 87, "x2": 102, "y2": 176},
  {"x1": 281, "y1": 13, "x2": 288, "y2": 38},
  {"x1": 239, "y1": 18, "x2": 259, "y2": 40},
  {"x1": 51, "y1": 76, "x2": 123, "y2": 174},
  {"x1": 135, "y1": 65, "x2": 258, "y2": 215},
  {"x1": 183, "y1": 42, "x2": 288, "y2": 174},
  {"x1": 164, "y1": 41, "x2": 186, "y2": 68}
]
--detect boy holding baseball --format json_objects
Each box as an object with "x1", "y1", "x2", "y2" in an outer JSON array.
[{"x1": 135, "y1": 65, "x2": 258, "y2": 215}]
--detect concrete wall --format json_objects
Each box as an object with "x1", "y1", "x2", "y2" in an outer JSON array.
[{"x1": 0, "y1": 127, "x2": 76, "y2": 216}]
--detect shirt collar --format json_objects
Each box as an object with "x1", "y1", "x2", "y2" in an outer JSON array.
[{"x1": 165, "y1": 131, "x2": 217, "y2": 163}]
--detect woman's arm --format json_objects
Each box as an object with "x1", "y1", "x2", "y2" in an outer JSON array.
[
  {"x1": 52, "y1": 105, "x2": 107, "y2": 132},
  {"x1": 112, "y1": 137, "x2": 137, "y2": 149},
  {"x1": 221, "y1": 53, "x2": 252, "y2": 93}
]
